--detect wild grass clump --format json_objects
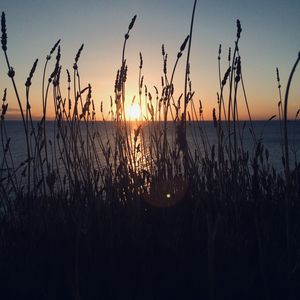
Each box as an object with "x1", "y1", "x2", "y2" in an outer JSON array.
[{"x1": 1, "y1": 2, "x2": 300, "y2": 299}]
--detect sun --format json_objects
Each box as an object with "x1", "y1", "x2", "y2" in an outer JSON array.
[{"x1": 126, "y1": 103, "x2": 142, "y2": 121}]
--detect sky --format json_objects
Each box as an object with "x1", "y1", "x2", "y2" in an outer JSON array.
[{"x1": 0, "y1": 0, "x2": 299, "y2": 120}]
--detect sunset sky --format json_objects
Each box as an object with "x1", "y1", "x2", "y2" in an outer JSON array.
[{"x1": 0, "y1": 0, "x2": 299, "y2": 120}]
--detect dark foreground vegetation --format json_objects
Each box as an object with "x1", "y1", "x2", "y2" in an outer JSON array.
[{"x1": 1, "y1": 1, "x2": 300, "y2": 299}]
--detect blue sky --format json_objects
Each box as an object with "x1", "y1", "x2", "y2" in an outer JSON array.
[{"x1": 0, "y1": 0, "x2": 299, "y2": 119}]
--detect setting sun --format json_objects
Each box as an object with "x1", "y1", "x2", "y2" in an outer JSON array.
[{"x1": 126, "y1": 103, "x2": 142, "y2": 121}]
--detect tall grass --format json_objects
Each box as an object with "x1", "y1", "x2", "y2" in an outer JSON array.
[{"x1": 0, "y1": 2, "x2": 300, "y2": 299}]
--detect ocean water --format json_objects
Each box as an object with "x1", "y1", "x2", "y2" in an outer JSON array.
[{"x1": 0, "y1": 120, "x2": 299, "y2": 174}]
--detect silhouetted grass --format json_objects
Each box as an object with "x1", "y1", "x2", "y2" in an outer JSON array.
[{"x1": 1, "y1": 2, "x2": 300, "y2": 299}]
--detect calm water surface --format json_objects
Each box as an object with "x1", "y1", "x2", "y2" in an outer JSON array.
[{"x1": 1, "y1": 120, "x2": 299, "y2": 173}]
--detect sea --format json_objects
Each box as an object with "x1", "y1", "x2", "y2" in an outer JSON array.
[{"x1": 0, "y1": 120, "x2": 300, "y2": 174}]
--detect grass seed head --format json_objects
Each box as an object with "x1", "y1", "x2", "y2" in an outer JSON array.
[
  {"x1": 1, "y1": 103, "x2": 8, "y2": 119},
  {"x1": 66, "y1": 69, "x2": 71, "y2": 83},
  {"x1": 228, "y1": 47, "x2": 231, "y2": 62},
  {"x1": 235, "y1": 56, "x2": 241, "y2": 82},
  {"x1": 139, "y1": 52, "x2": 143, "y2": 68},
  {"x1": 162, "y1": 44, "x2": 165, "y2": 56},
  {"x1": 2, "y1": 88, "x2": 6, "y2": 102},
  {"x1": 1, "y1": 88, "x2": 8, "y2": 120},
  {"x1": 1, "y1": 12, "x2": 7, "y2": 51},
  {"x1": 49, "y1": 39, "x2": 61, "y2": 57},
  {"x1": 25, "y1": 59, "x2": 38, "y2": 87},
  {"x1": 180, "y1": 35, "x2": 189, "y2": 52},
  {"x1": 213, "y1": 108, "x2": 217, "y2": 128},
  {"x1": 222, "y1": 66, "x2": 231, "y2": 86},
  {"x1": 276, "y1": 67, "x2": 281, "y2": 89},
  {"x1": 74, "y1": 43, "x2": 84, "y2": 68},
  {"x1": 236, "y1": 19, "x2": 242, "y2": 39},
  {"x1": 128, "y1": 15, "x2": 137, "y2": 31},
  {"x1": 163, "y1": 54, "x2": 167, "y2": 74}
]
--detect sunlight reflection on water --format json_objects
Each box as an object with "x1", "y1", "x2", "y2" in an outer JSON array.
[{"x1": 1, "y1": 120, "x2": 299, "y2": 174}]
